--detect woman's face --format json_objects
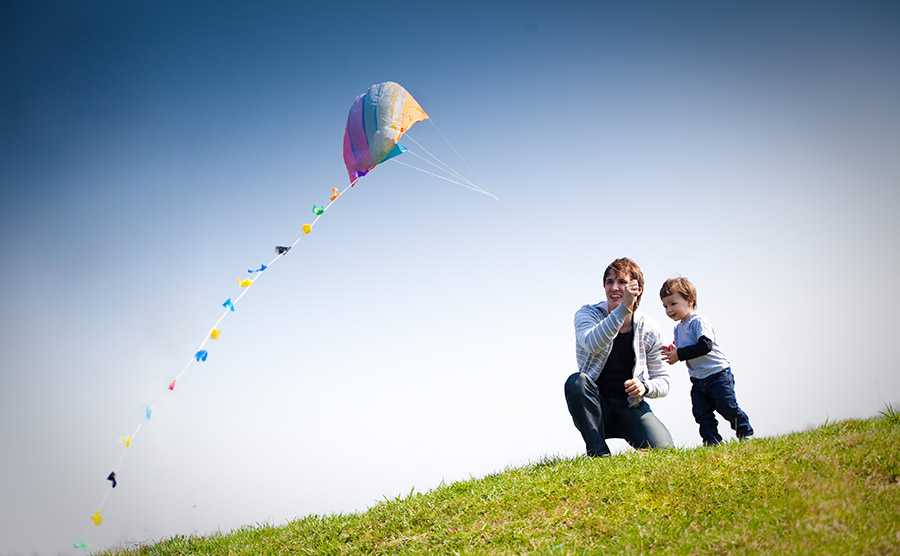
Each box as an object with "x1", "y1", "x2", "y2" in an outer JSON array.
[{"x1": 604, "y1": 271, "x2": 632, "y2": 311}]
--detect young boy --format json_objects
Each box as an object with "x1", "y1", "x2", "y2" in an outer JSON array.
[{"x1": 660, "y1": 277, "x2": 753, "y2": 445}]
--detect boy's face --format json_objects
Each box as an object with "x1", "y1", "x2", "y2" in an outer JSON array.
[{"x1": 661, "y1": 292, "x2": 692, "y2": 321}]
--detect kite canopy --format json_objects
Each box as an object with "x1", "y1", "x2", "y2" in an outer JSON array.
[{"x1": 342, "y1": 81, "x2": 429, "y2": 182}]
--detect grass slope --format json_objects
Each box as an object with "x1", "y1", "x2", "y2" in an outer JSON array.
[{"x1": 104, "y1": 413, "x2": 899, "y2": 555}]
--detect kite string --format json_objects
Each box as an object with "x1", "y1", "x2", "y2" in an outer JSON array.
[
  {"x1": 150, "y1": 177, "x2": 360, "y2": 417},
  {"x1": 159, "y1": 178, "x2": 361, "y2": 412},
  {"x1": 83, "y1": 177, "x2": 362, "y2": 547},
  {"x1": 167, "y1": 177, "x2": 360, "y2": 387}
]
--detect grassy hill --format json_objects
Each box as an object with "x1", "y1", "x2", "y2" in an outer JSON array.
[{"x1": 104, "y1": 411, "x2": 899, "y2": 555}]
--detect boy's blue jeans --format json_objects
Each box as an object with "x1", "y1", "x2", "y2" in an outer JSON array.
[
  {"x1": 565, "y1": 372, "x2": 674, "y2": 456},
  {"x1": 690, "y1": 368, "x2": 753, "y2": 445}
]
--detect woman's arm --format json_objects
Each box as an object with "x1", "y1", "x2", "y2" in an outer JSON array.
[
  {"x1": 642, "y1": 326, "x2": 671, "y2": 398},
  {"x1": 574, "y1": 303, "x2": 630, "y2": 354}
]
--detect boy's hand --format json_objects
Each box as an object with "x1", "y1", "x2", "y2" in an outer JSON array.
[
  {"x1": 621, "y1": 280, "x2": 641, "y2": 311},
  {"x1": 663, "y1": 344, "x2": 679, "y2": 364},
  {"x1": 624, "y1": 379, "x2": 645, "y2": 397}
]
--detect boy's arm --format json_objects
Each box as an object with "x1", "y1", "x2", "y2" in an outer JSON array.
[
  {"x1": 676, "y1": 336, "x2": 713, "y2": 361},
  {"x1": 574, "y1": 303, "x2": 630, "y2": 354},
  {"x1": 674, "y1": 316, "x2": 716, "y2": 361}
]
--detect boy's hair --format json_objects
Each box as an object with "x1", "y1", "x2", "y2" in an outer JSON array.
[
  {"x1": 604, "y1": 257, "x2": 644, "y2": 310},
  {"x1": 659, "y1": 277, "x2": 697, "y2": 308}
]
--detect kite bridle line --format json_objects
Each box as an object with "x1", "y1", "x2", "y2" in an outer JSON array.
[
  {"x1": 391, "y1": 159, "x2": 499, "y2": 200},
  {"x1": 425, "y1": 118, "x2": 473, "y2": 177},
  {"x1": 402, "y1": 131, "x2": 482, "y2": 193},
  {"x1": 401, "y1": 131, "x2": 498, "y2": 200},
  {"x1": 78, "y1": 176, "x2": 360, "y2": 550}
]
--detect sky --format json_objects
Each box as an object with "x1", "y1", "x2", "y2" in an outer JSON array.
[{"x1": 2, "y1": 1, "x2": 899, "y2": 554}]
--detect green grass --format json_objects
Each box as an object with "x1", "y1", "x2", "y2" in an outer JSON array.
[{"x1": 103, "y1": 413, "x2": 900, "y2": 555}]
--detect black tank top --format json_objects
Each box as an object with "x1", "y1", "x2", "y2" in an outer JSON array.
[{"x1": 596, "y1": 329, "x2": 635, "y2": 400}]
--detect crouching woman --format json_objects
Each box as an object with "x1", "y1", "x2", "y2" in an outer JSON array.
[{"x1": 565, "y1": 257, "x2": 674, "y2": 456}]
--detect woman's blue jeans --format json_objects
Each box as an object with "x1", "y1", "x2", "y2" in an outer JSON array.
[{"x1": 565, "y1": 372, "x2": 674, "y2": 456}]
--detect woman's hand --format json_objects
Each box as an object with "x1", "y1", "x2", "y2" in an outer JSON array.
[
  {"x1": 624, "y1": 378, "x2": 645, "y2": 397},
  {"x1": 621, "y1": 279, "x2": 641, "y2": 311}
]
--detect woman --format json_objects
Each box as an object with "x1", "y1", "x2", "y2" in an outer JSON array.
[{"x1": 565, "y1": 257, "x2": 673, "y2": 456}]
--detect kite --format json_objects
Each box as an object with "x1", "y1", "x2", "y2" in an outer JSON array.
[
  {"x1": 341, "y1": 81, "x2": 496, "y2": 197},
  {"x1": 342, "y1": 81, "x2": 428, "y2": 182},
  {"x1": 78, "y1": 81, "x2": 496, "y2": 550}
]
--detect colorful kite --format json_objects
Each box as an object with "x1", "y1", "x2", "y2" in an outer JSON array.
[
  {"x1": 342, "y1": 81, "x2": 429, "y2": 182},
  {"x1": 78, "y1": 81, "x2": 495, "y2": 550}
]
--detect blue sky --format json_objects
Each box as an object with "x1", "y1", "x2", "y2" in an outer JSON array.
[{"x1": 3, "y1": 1, "x2": 900, "y2": 553}]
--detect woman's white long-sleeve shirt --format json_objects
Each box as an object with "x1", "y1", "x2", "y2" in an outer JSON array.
[{"x1": 574, "y1": 301, "x2": 671, "y2": 407}]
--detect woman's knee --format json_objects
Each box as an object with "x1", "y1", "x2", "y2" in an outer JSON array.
[
  {"x1": 641, "y1": 413, "x2": 674, "y2": 449},
  {"x1": 564, "y1": 372, "x2": 588, "y2": 399},
  {"x1": 650, "y1": 430, "x2": 675, "y2": 449}
]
